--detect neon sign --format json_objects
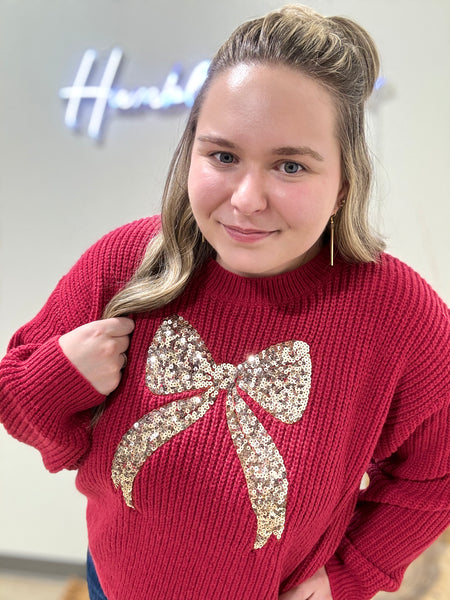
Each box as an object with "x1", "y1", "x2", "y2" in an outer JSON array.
[
  {"x1": 59, "y1": 48, "x2": 210, "y2": 139},
  {"x1": 60, "y1": 48, "x2": 387, "y2": 140}
]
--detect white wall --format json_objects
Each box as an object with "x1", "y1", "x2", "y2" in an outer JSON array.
[{"x1": 1, "y1": 0, "x2": 449, "y2": 563}]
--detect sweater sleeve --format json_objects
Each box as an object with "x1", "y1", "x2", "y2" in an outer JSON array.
[
  {"x1": 326, "y1": 268, "x2": 450, "y2": 600},
  {"x1": 326, "y1": 405, "x2": 450, "y2": 599},
  {"x1": 0, "y1": 217, "x2": 159, "y2": 473}
]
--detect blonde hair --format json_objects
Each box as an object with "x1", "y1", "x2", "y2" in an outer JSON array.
[{"x1": 104, "y1": 4, "x2": 385, "y2": 319}]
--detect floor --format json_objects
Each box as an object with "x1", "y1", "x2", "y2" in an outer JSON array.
[
  {"x1": 0, "y1": 573, "x2": 66, "y2": 600},
  {"x1": 0, "y1": 574, "x2": 89, "y2": 600},
  {"x1": 0, "y1": 532, "x2": 449, "y2": 600}
]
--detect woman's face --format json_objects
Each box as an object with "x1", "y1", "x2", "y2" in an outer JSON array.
[{"x1": 188, "y1": 63, "x2": 346, "y2": 277}]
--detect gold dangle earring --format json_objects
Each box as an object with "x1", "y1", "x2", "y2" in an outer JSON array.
[
  {"x1": 330, "y1": 214, "x2": 335, "y2": 267},
  {"x1": 331, "y1": 196, "x2": 346, "y2": 266}
]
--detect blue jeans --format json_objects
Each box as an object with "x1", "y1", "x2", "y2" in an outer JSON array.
[{"x1": 87, "y1": 550, "x2": 108, "y2": 600}]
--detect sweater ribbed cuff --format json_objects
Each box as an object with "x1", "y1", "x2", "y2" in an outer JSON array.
[
  {"x1": 14, "y1": 336, "x2": 104, "y2": 413},
  {"x1": 326, "y1": 537, "x2": 399, "y2": 600},
  {"x1": 1, "y1": 337, "x2": 105, "y2": 470}
]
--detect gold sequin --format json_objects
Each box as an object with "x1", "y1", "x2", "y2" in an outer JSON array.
[
  {"x1": 111, "y1": 314, "x2": 312, "y2": 549},
  {"x1": 226, "y1": 388, "x2": 288, "y2": 549}
]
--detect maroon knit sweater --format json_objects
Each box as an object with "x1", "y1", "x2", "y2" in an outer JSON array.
[{"x1": 1, "y1": 216, "x2": 449, "y2": 600}]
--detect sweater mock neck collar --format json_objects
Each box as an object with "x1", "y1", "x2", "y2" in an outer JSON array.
[{"x1": 192, "y1": 243, "x2": 340, "y2": 306}]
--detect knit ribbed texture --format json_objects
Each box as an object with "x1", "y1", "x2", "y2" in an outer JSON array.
[{"x1": 1, "y1": 216, "x2": 449, "y2": 600}]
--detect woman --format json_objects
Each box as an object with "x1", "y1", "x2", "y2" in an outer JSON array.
[{"x1": 1, "y1": 5, "x2": 449, "y2": 599}]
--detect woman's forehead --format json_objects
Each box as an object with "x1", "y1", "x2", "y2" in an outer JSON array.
[{"x1": 196, "y1": 63, "x2": 340, "y2": 154}]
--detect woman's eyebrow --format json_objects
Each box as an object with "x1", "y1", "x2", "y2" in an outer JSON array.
[
  {"x1": 196, "y1": 135, "x2": 237, "y2": 148},
  {"x1": 273, "y1": 146, "x2": 324, "y2": 162}
]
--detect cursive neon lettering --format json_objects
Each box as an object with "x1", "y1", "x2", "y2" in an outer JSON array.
[{"x1": 59, "y1": 48, "x2": 210, "y2": 139}]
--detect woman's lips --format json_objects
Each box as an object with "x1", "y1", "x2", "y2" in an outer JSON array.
[{"x1": 222, "y1": 224, "x2": 276, "y2": 243}]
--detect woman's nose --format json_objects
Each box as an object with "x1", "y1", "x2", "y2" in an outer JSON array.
[{"x1": 230, "y1": 171, "x2": 268, "y2": 215}]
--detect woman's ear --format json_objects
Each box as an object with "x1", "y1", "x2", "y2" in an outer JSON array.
[{"x1": 336, "y1": 179, "x2": 349, "y2": 211}]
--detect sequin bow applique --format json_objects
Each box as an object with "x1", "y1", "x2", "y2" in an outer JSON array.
[{"x1": 111, "y1": 314, "x2": 311, "y2": 549}]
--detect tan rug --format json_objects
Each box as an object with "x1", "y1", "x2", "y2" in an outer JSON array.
[
  {"x1": 61, "y1": 578, "x2": 89, "y2": 600},
  {"x1": 60, "y1": 530, "x2": 450, "y2": 600}
]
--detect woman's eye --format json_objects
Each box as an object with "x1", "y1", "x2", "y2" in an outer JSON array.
[
  {"x1": 280, "y1": 161, "x2": 303, "y2": 174},
  {"x1": 213, "y1": 152, "x2": 234, "y2": 164}
]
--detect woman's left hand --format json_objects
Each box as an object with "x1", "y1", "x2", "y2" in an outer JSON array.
[{"x1": 279, "y1": 567, "x2": 333, "y2": 599}]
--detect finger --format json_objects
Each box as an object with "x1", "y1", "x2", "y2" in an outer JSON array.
[
  {"x1": 103, "y1": 317, "x2": 135, "y2": 336},
  {"x1": 111, "y1": 350, "x2": 128, "y2": 372},
  {"x1": 114, "y1": 334, "x2": 133, "y2": 355}
]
